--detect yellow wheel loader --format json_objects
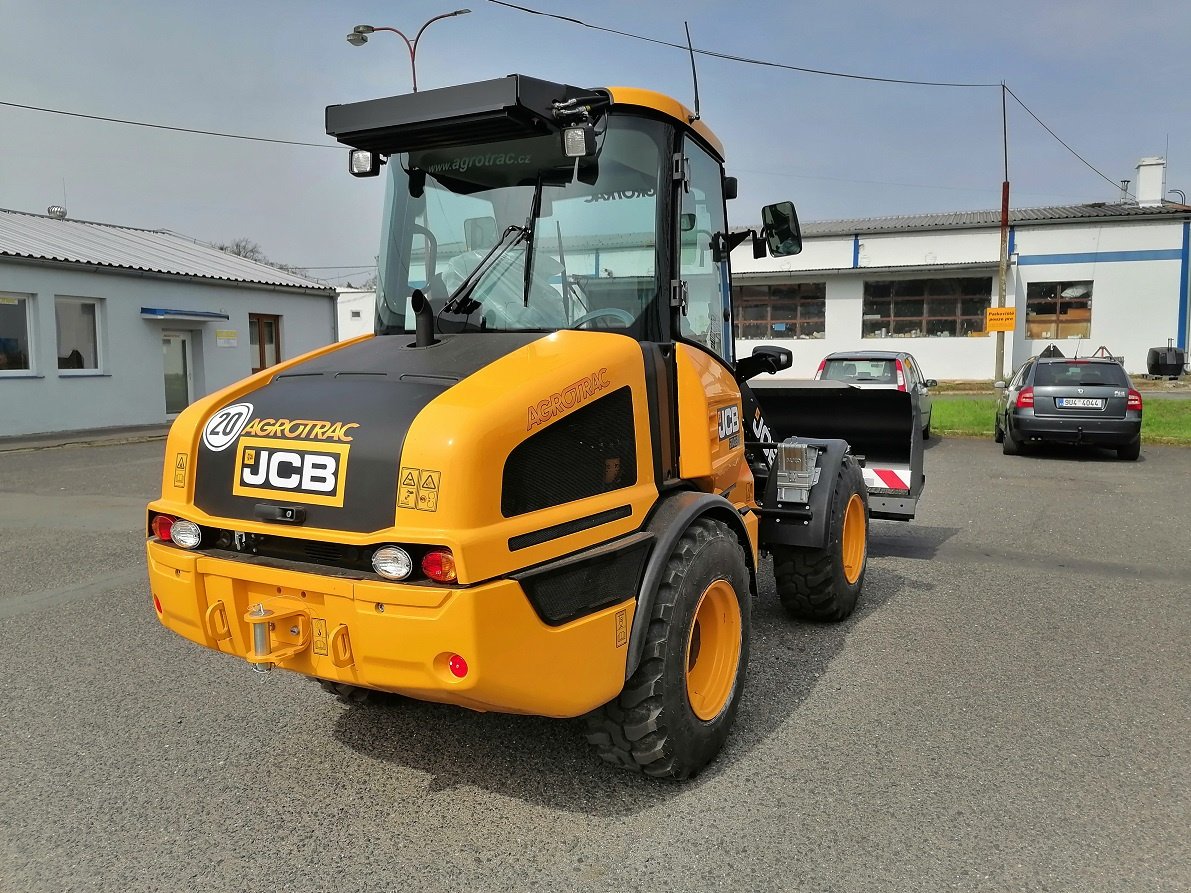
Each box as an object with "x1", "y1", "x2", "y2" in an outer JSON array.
[{"x1": 147, "y1": 75, "x2": 921, "y2": 779}]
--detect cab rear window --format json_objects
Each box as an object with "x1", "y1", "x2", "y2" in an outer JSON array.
[
  {"x1": 822, "y1": 359, "x2": 896, "y2": 383},
  {"x1": 1034, "y1": 362, "x2": 1128, "y2": 387}
]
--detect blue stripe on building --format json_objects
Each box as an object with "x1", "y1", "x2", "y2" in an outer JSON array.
[
  {"x1": 1178, "y1": 221, "x2": 1189, "y2": 351},
  {"x1": 1017, "y1": 248, "x2": 1182, "y2": 266}
]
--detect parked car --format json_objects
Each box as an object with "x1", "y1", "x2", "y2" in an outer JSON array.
[
  {"x1": 994, "y1": 352, "x2": 1143, "y2": 460},
  {"x1": 815, "y1": 350, "x2": 936, "y2": 438}
]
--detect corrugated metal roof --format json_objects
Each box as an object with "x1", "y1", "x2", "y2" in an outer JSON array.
[
  {"x1": 799, "y1": 201, "x2": 1191, "y2": 237},
  {"x1": 0, "y1": 208, "x2": 334, "y2": 292}
]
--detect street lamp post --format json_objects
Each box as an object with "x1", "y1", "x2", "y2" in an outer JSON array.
[{"x1": 347, "y1": 10, "x2": 470, "y2": 93}]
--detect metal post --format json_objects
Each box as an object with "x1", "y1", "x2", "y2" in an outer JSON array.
[{"x1": 995, "y1": 83, "x2": 1010, "y2": 383}]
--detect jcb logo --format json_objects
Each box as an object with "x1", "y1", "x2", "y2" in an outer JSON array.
[
  {"x1": 717, "y1": 404, "x2": 740, "y2": 444},
  {"x1": 232, "y1": 438, "x2": 350, "y2": 507}
]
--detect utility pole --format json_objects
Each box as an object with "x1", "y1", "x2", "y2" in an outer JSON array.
[{"x1": 995, "y1": 83, "x2": 1010, "y2": 383}]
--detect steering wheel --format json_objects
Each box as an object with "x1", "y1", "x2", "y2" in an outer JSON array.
[{"x1": 571, "y1": 307, "x2": 635, "y2": 329}]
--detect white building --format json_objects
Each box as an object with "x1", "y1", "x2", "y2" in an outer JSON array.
[
  {"x1": 731, "y1": 157, "x2": 1189, "y2": 380},
  {"x1": 0, "y1": 208, "x2": 338, "y2": 438},
  {"x1": 336, "y1": 288, "x2": 375, "y2": 340}
]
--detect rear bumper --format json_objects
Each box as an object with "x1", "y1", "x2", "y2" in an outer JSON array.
[
  {"x1": 147, "y1": 541, "x2": 633, "y2": 718},
  {"x1": 1011, "y1": 411, "x2": 1141, "y2": 446}
]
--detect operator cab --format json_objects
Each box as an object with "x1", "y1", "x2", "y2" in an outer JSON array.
[{"x1": 327, "y1": 74, "x2": 802, "y2": 366}]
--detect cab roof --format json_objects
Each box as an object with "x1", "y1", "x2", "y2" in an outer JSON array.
[{"x1": 605, "y1": 86, "x2": 724, "y2": 159}]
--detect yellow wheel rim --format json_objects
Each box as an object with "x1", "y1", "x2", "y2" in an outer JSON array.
[
  {"x1": 841, "y1": 492, "x2": 867, "y2": 585},
  {"x1": 685, "y1": 579, "x2": 742, "y2": 721}
]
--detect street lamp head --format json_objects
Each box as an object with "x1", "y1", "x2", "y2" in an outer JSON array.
[
  {"x1": 352, "y1": 25, "x2": 376, "y2": 34},
  {"x1": 346, "y1": 31, "x2": 369, "y2": 46},
  {"x1": 450, "y1": 9, "x2": 471, "y2": 15}
]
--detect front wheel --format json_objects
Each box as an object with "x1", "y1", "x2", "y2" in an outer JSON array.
[
  {"x1": 772, "y1": 455, "x2": 868, "y2": 622},
  {"x1": 584, "y1": 518, "x2": 751, "y2": 780}
]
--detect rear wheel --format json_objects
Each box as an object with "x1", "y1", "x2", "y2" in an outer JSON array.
[
  {"x1": 1002, "y1": 420, "x2": 1022, "y2": 455},
  {"x1": 994, "y1": 416, "x2": 1004, "y2": 443},
  {"x1": 584, "y1": 518, "x2": 750, "y2": 780},
  {"x1": 1117, "y1": 438, "x2": 1141, "y2": 461},
  {"x1": 314, "y1": 678, "x2": 372, "y2": 706},
  {"x1": 772, "y1": 455, "x2": 868, "y2": 622}
]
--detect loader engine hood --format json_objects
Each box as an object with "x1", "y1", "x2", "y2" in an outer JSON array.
[{"x1": 193, "y1": 334, "x2": 540, "y2": 533}]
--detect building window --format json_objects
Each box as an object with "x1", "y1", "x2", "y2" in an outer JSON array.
[
  {"x1": 55, "y1": 297, "x2": 101, "y2": 371},
  {"x1": 1025, "y1": 280, "x2": 1091, "y2": 340},
  {"x1": 733, "y1": 282, "x2": 826, "y2": 340},
  {"x1": 862, "y1": 277, "x2": 992, "y2": 338},
  {"x1": 0, "y1": 293, "x2": 33, "y2": 373},
  {"x1": 249, "y1": 314, "x2": 281, "y2": 374}
]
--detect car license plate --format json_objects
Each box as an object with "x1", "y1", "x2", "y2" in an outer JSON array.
[{"x1": 1057, "y1": 397, "x2": 1104, "y2": 408}]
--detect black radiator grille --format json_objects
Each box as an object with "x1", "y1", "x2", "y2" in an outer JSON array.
[{"x1": 501, "y1": 386, "x2": 637, "y2": 517}]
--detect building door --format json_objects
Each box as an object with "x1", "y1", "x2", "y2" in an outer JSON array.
[
  {"x1": 162, "y1": 331, "x2": 193, "y2": 417},
  {"x1": 249, "y1": 314, "x2": 281, "y2": 374}
]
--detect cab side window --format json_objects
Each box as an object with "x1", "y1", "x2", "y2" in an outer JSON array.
[{"x1": 678, "y1": 138, "x2": 731, "y2": 362}]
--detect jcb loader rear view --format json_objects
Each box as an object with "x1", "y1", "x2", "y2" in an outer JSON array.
[{"x1": 147, "y1": 75, "x2": 919, "y2": 779}]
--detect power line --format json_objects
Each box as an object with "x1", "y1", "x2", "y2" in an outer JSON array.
[
  {"x1": 1003, "y1": 86, "x2": 1126, "y2": 195},
  {"x1": 0, "y1": 100, "x2": 338, "y2": 149},
  {"x1": 484, "y1": 0, "x2": 1000, "y2": 88}
]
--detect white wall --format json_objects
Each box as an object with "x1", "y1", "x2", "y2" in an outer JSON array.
[
  {"x1": 337, "y1": 289, "x2": 375, "y2": 340},
  {"x1": 731, "y1": 216, "x2": 1188, "y2": 380},
  {"x1": 0, "y1": 261, "x2": 337, "y2": 437}
]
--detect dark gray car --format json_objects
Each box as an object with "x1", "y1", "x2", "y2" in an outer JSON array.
[{"x1": 994, "y1": 355, "x2": 1143, "y2": 459}]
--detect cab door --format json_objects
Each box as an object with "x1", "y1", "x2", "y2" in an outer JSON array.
[{"x1": 672, "y1": 136, "x2": 749, "y2": 503}]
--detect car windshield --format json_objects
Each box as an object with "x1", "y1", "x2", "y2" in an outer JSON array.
[
  {"x1": 373, "y1": 114, "x2": 666, "y2": 336},
  {"x1": 1034, "y1": 362, "x2": 1129, "y2": 388},
  {"x1": 822, "y1": 358, "x2": 897, "y2": 384}
]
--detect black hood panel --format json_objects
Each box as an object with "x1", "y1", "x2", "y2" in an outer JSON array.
[{"x1": 193, "y1": 333, "x2": 541, "y2": 534}]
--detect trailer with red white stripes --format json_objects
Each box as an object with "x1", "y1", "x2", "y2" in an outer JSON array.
[{"x1": 748, "y1": 379, "x2": 924, "y2": 521}]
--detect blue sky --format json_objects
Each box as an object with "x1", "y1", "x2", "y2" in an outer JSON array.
[{"x1": 2, "y1": 0, "x2": 1188, "y2": 284}]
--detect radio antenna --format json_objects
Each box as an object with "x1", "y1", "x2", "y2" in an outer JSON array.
[{"x1": 684, "y1": 21, "x2": 700, "y2": 122}]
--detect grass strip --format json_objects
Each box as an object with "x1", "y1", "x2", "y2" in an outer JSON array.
[{"x1": 932, "y1": 397, "x2": 1191, "y2": 445}]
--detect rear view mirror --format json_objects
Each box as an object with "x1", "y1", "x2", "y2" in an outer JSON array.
[
  {"x1": 994, "y1": 380, "x2": 1007, "y2": 389},
  {"x1": 761, "y1": 201, "x2": 802, "y2": 257},
  {"x1": 925, "y1": 379, "x2": 938, "y2": 388},
  {"x1": 735, "y1": 345, "x2": 793, "y2": 382}
]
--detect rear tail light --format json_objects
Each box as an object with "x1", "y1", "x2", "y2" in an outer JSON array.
[
  {"x1": 1127, "y1": 389, "x2": 1143, "y2": 410},
  {"x1": 814, "y1": 358, "x2": 826, "y2": 380},
  {"x1": 151, "y1": 514, "x2": 175, "y2": 541},
  {"x1": 894, "y1": 359, "x2": 907, "y2": 392},
  {"x1": 1016, "y1": 386, "x2": 1034, "y2": 409},
  {"x1": 422, "y1": 549, "x2": 457, "y2": 583}
]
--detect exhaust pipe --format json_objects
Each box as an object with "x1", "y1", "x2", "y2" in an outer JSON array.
[{"x1": 410, "y1": 289, "x2": 438, "y2": 348}]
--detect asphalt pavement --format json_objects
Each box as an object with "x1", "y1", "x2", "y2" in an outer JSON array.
[{"x1": 0, "y1": 436, "x2": 1187, "y2": 892}]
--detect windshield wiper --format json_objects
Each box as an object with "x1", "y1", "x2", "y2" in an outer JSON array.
[
  {"x1": 443, "y1": 224, "x2": 528, "y2": 314},
  {"x1": 521, "y1": 176, "x2": 544, "y2": 307}
]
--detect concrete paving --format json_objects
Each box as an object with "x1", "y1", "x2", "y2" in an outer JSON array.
[{"x1": 0, "y1": 437, "x2": 1187, "y2": 892}]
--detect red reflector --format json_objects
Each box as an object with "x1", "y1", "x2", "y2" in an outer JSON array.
[
  {"x1": 895, "y1": 359, "x2": 907, "y2": 392},
  {"x1": 152, "y1": 594, "x2": 163, "y2": 614},
  {"x1": 814, "y1": 358, "x2": 826, "y2": 380},
  {"x1": 422, "y1": 549, "x2": 457, "y2": 583},
  {"x1": 151, "y1": 514, "x2": 175, "y2": 541},
  {"x1": 448, "y1": 654, "x2": 468, "y2": 678},
  {"x1": 1016, "y1": 386, "x2": 1034, "y2": 409},
  {"x1": 1127, "y1": 389, "x2": 1143, "y2": 410}
]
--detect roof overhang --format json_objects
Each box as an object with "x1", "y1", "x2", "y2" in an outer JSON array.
[
  {"x1": 140, "y1": 307, "x2": 230, "y2": 322},
  {"x1": 735, "y1": 261, "x2": 1000, "y2": 280},
  {"x1": 326, "y1": 75, "x2": 607, "y2": 155}
]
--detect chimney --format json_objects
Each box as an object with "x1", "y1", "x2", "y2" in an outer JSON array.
[{"x1": 1135, "y1": 156, "x2": 1166, "y2": 207}]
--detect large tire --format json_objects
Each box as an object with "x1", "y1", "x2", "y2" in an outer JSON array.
[
  {"x1": 584, "y1": 518, "x2": 751, "y2": 780},
  {"x1": 315, "y1": 678, "x2": 372, "y2": 706},
  {"x1": 993, "y1": 418, "x2": 1004, "y2": 443},
  {"x1": 1117, "y1": 438, "x2": 1141, "y2": 461},
  {"x1": 772, "y1": 455, "x2": 868, "y2": 622}
]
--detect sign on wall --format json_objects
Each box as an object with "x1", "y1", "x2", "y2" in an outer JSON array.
[{"x1": 216, "y1": 329, "x2": 238, "y2": 348}]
